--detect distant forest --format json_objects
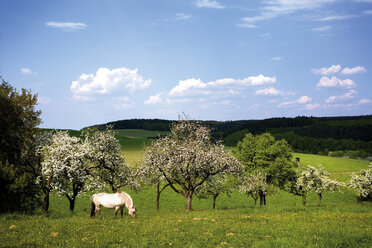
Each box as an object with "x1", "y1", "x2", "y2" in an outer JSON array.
[{"x1": 86, "y1": 115, "x2": 372, "y2": 159}]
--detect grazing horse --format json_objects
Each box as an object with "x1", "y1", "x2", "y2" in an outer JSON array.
[{"x1": 91, "y1": 192, "x2": 136, "y2": 219}]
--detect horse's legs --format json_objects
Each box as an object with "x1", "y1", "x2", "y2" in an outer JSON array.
[
  {"x1": 96, "y1": 206, "x2": 102, "y2": 219},
  {"x1": 120, "y1": 207, "x2": 124, "y2": 218},
  {"x1": 114, "y1": 206, "x2": 120, "y2": 218}
]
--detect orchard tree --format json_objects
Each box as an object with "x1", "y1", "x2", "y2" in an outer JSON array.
[
  {"x1": 195, "y1": 174, "x2": 239, "y2": 209},
  {"x1": 142, "y1": 121, "x2": 243, "y2": 211},
  {"x1": 296, "y1": 165, "x2": 343, "y2": 206},
  {"x1": 0, "y1": 78, "x2": 42, "y2": 212},
  {"x1": 349, "y1": 163, "x2": 372, "y2": 201},
  {"x1": 87, "y1": 128, "x2": 137, "y2": 193},
  {"x1": 233, "y1": 132, "x2": 296, "y2": 204},
  {"x1": 136, "y1": 160, "x2": 169, "y2": 210},
  {"x1": 41, "y1": 131, "x2": 90, "y2": 211},
  {"x1": 239, "y1": 171, "x2": 268, "y2": 206}
]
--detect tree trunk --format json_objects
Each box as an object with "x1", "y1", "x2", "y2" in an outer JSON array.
[
  {"x1": 259, "y1": 192, "x2": 264, "y2": 206},
  {"x1": 302, "y1": 191, "x2": 306, "y2": 205},
  {"x1": 156, "y1": 183, "x2": 161, "y2": 210},
  {"x1": 65, "y1": 194, "x2": 76, "y2": 212},
  {"x1": 212, "y1": 193, "x2": 219, "y2": 209},
  {"x1": 186, "y1": 192, "x2": 193, "y2": 211},
  {"x1": 263, "y1": 195, "x2": 266, "y2": 206},
  {"x1": 42, "y1": 189, "x2": 50, "y2": 213},
  {"x1": 317, "y1": 192, "x2": 322, "y2": 206}
]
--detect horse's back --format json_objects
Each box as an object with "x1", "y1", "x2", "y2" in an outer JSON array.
[{"x1": 92, "y1": 192, "x2": 125, "y2": 208}]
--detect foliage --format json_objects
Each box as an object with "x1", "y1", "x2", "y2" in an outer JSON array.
[
  {"x1": 296, "y1": 165, "x2": 344, "y2": 205},
  {"x1": 349, "y1": 163, "x2": 372, "y2": 201},
  {"x1": 86, "y1": 128, "x2": 138, "y2": 192},
  {"x1": 41, "y1": 131, "x2": 90, "y2": 211},
  {"x1": 141, "y1": 121, "x2": 243, "y2": 210},
  {"x1": 238, "y1": 171, "x2": 268, "y2": 206},
  {"x1": 0, "y1": 78, "x2": 42, "y2": 212},
  {"x1": 195, "y1": 174, "x2": 239, "y2": 209},
  {"x1": 233, "y1": 132, "x2": 296, "y2": 190}
]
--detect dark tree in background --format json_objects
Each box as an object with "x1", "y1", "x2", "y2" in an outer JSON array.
[{"x1": 0, "y1": 77, "x2": 42, "y2": 212}]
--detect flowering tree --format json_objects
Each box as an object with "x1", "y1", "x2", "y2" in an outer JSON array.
[
  {"x1": 195, "y1": 174, "x2": 239, "y2": 209},
  {"x1": 142, "y1": 121, "x2": 243, "y2": 210},
  {"x1": 87, "y1": 128, "x2": 137, "y2": 193},
  {"x1": 136, "y1": 160, "x2": 169, "y2": 210},
  {"x1": 239, "y1": 171, "x2": 268, "y2": 206},
  {"x1": 349, "y1": 163, "x2": 372, "y2": 201},
  {"x1": 296, "y1": 165, "x2": 343, "y2": 206},
  {"x1": 41, "y1": 131, "x2": 90, "y2": 211}
]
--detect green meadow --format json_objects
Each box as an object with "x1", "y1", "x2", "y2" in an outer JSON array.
[{"x1": 1, "y1": 129, "x2": 371, "y2": 247}]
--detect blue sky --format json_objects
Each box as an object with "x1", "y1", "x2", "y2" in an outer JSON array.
[{"x1": 1, "y1": 0, "x2": 371, "y2": 129}]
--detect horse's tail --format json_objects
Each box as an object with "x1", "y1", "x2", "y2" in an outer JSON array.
[{"x1": 90, "y1": 197, "x2": 96, "y2": 218}]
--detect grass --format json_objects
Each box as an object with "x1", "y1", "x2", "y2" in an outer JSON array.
[
  {"x1": 1, "y1": 129, "x2": 371, "y2": 247},
  {"x1": 294, "y1": 153, "x2": 370, "y2": 182},
  {"x1": 1, "y1": 187, "x2": 371, "y2": 247}
]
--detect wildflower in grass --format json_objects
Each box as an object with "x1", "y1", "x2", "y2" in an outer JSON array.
[
  {"x1": 349, "y1": 163, "x2": 372, "y2": 201},
  {"x1": 296, "y1": 165, "x2": 344, "y2": 206}
]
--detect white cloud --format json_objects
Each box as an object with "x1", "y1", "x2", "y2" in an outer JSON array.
[
  {"x1": 363, "y1": 10, "x2": 372, "y2": 15},
  {"x1": 195, "y1": 0, "x2": 224, "y2": 9},
  {"x1": 169, "y1": 78, "x2": 208, "y2": 96},
  {"x1": 278, "y1": 96, "x2": 312, "y2": 107},
  {"x1": 21, "y1": 68, "x2": 33, "y2": 75},
  {"x1": 168, "y1": 74, "x2": 276, "y2": 97},
  {"x1": 175, "y1": 13, "x2": 192, "y2": 20},
  {"x1": 325, "y1": 90, "x2": 357, "y2": 103},
  {"x1": 312, "y1": 64, "x2": 341, "y2": 75},
  {"x1": 317, "y1": 14, "x2": 356, "y2": 21},
  {"x1": 239, "y1": 0, "x2": 337, "y2": 26},
  {"x1": 70, "y1": 67, "x2": 151, "y2": 100},
  {"x1": 255, "y1": 87, "x2": 284, "y2": 96},
  {"x1": 46, "y1": 22, "x2": 87, "y2": 31},
  {"x1": 145, "y1": 94, "x2": 163, "y2": 105},
  {"x1": 341, "y1": 66, "x2": 367, "y2": 75},
  {"x1": 359, "y1": 99, "x2": 372, "y2": 104},
  {"x1": 312, "y1": 25, "x2": 332, "y2": 32},
  {"x1": 236, "y1": 22, "x2": 257, "y2": 28},
  {"x1": 317, "y1": 76, "x2": 356, "y2": 88}
]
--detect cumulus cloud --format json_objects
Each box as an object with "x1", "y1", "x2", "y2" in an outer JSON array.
[
  {"x1": 46, "y1": 22, "x2": 87, "y2": 31},
  {"x1": 21, "y1": 68, "x2": 33, "y2": 75},
  {"x1": 255, "y1": 87, "x2": 284, "y2": 96},
  {"x1": 278, "y1": 96, "x2": 312, "y2": 107},
  {"x1": 312, "y1": 64, "x2": 341, "y2": 75},
  {"x1": 317, "y1": 76, "x2": 356, "y2": 88},
  {"x1": 305, "y1": 103, "x2": 321, "y2": 110},
  {"x1": 325, "y1": 90, "x2": 357, "y2": 103},
  {"x1": 341, "y1": 66, "x2": 367, "y2": 75},
  {"x1": 145, "y1": 94, "x2": 163, "y2": 105},
  {"x1": 168, "y1": 74, "x2": 276, "y2": 97},
  {"x1": 195, "y1": 0, "x2": 224, "y2": 9},
  {"x1": 70, "y1": 67, "x2": 151, "y2": 100}
]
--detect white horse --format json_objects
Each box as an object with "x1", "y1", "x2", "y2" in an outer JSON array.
[{"x1": 91, "y1": 192, "x2": 136, "y2": 219}]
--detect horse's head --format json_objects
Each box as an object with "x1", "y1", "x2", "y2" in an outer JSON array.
[{"x1": 128, "y1": 206, "x2": 136, "y2": 218}]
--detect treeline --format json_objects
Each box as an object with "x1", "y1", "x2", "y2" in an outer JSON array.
[{"x1": 86, "y1": 115, "x2": 372, "y2": 158}]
